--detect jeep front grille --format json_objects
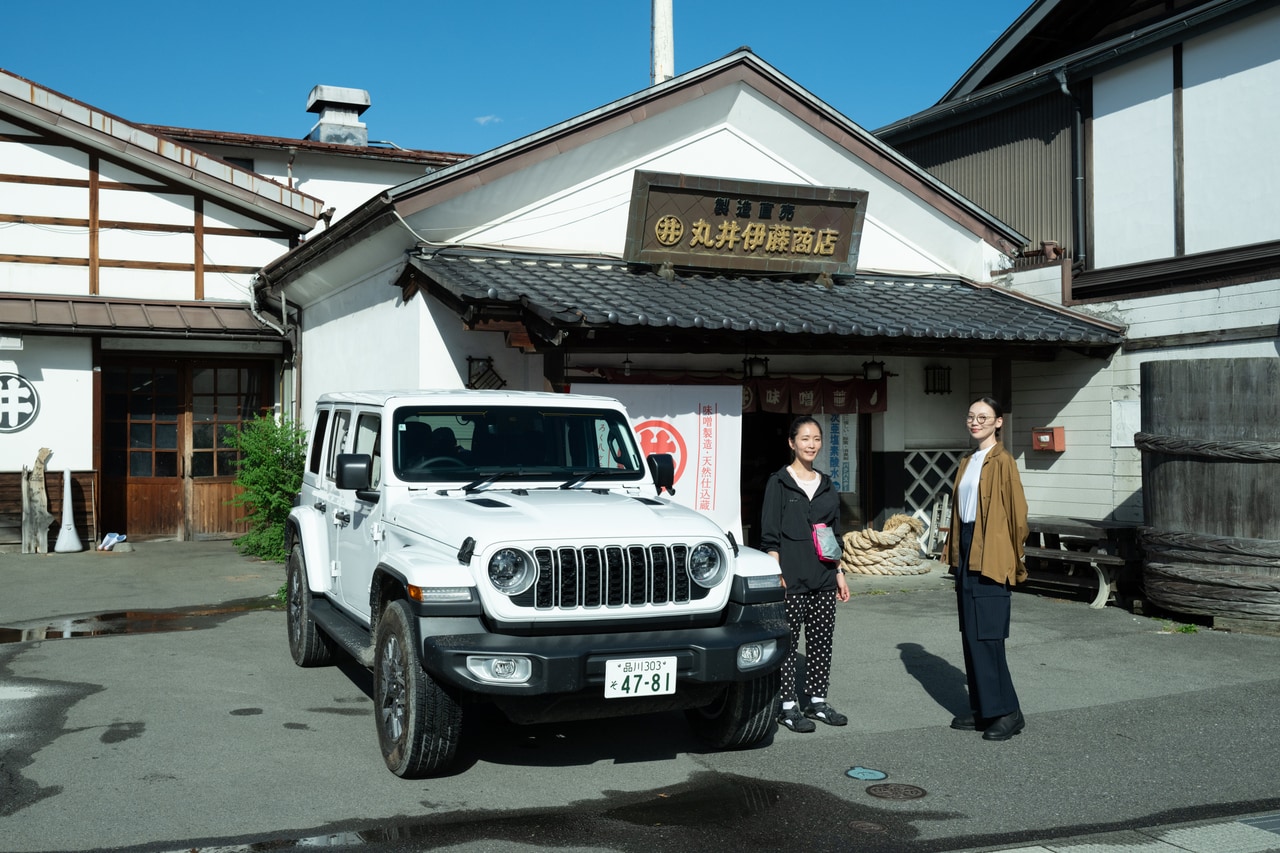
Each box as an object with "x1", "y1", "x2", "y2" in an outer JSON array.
[{"x1": 515, "y1": 545, "x2": 709, "y2": 609}]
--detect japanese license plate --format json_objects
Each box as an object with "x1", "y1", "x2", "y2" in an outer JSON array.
[{"x1": 604, "y1": 656, "x2": 677, "y2": 698}]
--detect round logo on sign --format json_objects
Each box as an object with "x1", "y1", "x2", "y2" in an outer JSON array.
[
  {"x1": 0, "y1": 373, "x2": 40, "y2": 433},
  {"x1": 634, "y1": 419, "x2": 688, "y2": 484}
]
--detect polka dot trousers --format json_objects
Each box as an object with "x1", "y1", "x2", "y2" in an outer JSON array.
[{"x1": 781, "y1": 589, "x2": 838, "y2": 703}]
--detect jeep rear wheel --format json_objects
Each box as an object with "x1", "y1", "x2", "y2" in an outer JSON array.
[
  {"x1": 685, "y1": 670, "x2": 780, "y2": 749},
  {"x1": 286, "y1": 545, "x2": 335, "y2": 667},
  {"x1": 373, "y1": 599, "x2": 462, "y2": 777}
]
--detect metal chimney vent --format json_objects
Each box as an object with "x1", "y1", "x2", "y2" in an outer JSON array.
[{"x1": 305, "y1": 85, "x2": 370, "y2": 146}]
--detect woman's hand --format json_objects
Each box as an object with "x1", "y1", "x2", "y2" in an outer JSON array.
[{"x1": 835, "y1": 570, "x2": 850, "y2": 602}]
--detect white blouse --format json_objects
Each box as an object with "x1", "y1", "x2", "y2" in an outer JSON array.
[{"x1": 958, "y1": 446, "x2": 993, "y2": 524}]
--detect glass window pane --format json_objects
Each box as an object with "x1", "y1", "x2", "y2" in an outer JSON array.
[
  {"x1": 190, "y1": 451, "x2": 214, "y2": 478},
  {"x1": 156, "y1": 396, "x2": 179, "y2": 420},
  {"x1": 217, "y1": 395, "x2": 240, "y2": 418},
  {"x1": 217, "y1": 368, "x2": 239, "y2": 391},
  {"x1": 130, "y1": 395, "x2": 155, "y2": 419},
  {"x1": 216, "y1": 424, "x2": 237, "y2": 448},
  {"x1": 104, "y1": 369, "x2": 127, "y2": 393},
  {"x1": 155, "y1": 452, "x2": 177, "y2": 477},
  {"x1": 105, "y1": 393, "x2": 127, "y2": 419},
  {"x1": 193, "y1": 423, "x2": 214, "y2": 450},
  {"x1": 193, "y1": 368, "x2": 215, "y2": 394},
  {"x1": 129, "y1": 452, "x2": 152, "y2": 477},
  {"x1": 155, "y1": 369, "x2": 178, "y2": 393},
  {"x1": 130, "y1": 424, "x2": 152, "y2": 449},
  {"x1": 155, "y1": 423, "x2": 177, "y2": 450},
  {"x1": 193, "y1": 396, "x2": 215, "y2": 420},
  {"x1": 216, "y1": 450, "x2": 238, "y2": 476}
]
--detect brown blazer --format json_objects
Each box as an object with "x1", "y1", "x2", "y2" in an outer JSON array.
[{"x1": 946, "y1": 441, "x2": 1029, "y2": 586}]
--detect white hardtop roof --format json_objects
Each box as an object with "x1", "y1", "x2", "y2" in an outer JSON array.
[{"x1": 315, "y1": 389, "x2": 625, "y2": 408}]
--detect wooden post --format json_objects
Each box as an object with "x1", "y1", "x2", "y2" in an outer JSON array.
[{"x1": 21, "y1": 447, "x2": 55, "y2": 554}]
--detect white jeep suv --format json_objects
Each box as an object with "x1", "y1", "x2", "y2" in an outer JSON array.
[{"x1": 285, "y1": 389, "x2": 788, "y2": 777}]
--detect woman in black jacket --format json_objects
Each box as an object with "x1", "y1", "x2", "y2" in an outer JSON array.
[{"x1": 759, "y1": 415, "x2": 850, "y2": 733}]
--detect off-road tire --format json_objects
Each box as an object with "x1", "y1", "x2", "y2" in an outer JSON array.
[
  {"x1": 685, "y1": 670, "x2": 780, "y2": 749},
  {"x1": 286, "y1": 544, "x2": 335, "y2": 667},
  {"x1": 373, "y1": 599, "x2": 462, "y2": 777}
]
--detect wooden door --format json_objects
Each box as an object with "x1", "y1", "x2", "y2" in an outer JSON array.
[{"x1": 100, "y1": 360, "x2": 271, "y2": 540}]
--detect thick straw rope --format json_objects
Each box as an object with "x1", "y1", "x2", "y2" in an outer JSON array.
[{"x1": 840, "y1": 513, "x2": 931, "y2": 575}]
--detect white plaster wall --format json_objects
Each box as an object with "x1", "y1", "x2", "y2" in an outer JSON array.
[
  {"x1": 1182, "y1": 6, "x2": 1280, "y2": 253},
  {"x1": 1091, "y1": 50, "x2": 1176, "y2": 268},
  {"x1": 903, "y1": 358, "x2": 972, "y2": 450},
  {"x1": 0, "y1": 336, "x2": 93, "y2": 471},
  {"x1": 408, "y1": 84, "x2": 1005, "y2": 282}
]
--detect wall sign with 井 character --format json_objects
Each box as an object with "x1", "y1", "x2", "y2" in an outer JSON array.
[{"x1": 0, "y1": 372, "x2": 40, "y2": 433}]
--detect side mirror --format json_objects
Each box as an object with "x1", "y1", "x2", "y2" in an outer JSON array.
[
  {"x1": 335, "y1": 453, "x2": 372, "y2": 491},
  {"x1": 646, "y1": 453, "x2": 676, "y2": 496}
]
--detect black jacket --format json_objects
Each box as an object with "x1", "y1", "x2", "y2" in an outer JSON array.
[{"x1": 759, "y1": 465, "x2": 842, "y2": 593}]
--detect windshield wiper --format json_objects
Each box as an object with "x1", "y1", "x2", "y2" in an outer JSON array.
[
  {"x1": 559, "y1": 471, "x2": 605, "y2": 490},
  {"x1": 461, "y1": 472, "x2": 518, "y2": 493}
]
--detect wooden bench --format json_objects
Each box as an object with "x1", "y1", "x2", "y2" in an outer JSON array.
[
  {"x1": 1022, "y1": 516, "x2": 1142, "y2": 610},
  {"x1": 1022, "y1": 544, "x2": 1128, "y2": 609}
]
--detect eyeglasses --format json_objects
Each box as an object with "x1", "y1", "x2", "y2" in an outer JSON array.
[{"x1": 965, "y1": 415, "x2": 994, "y2": 425}]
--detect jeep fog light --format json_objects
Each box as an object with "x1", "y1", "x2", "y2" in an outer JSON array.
[
  {"x1": 466, "y1": 655, "x2": 532, "y2": 684},
  {"x1": 488, "y1": 548, "x2": 536, "y2": 595},
  {"x1": 737, "y1": 639, "x2": 777, "y2": 671},
  {"x1": 688, "y1": 543, "x2": 726, "y2": 588}
]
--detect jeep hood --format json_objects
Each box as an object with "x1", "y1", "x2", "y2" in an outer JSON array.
[{"x1": 385, "y1": 488, "x2": 728, "y2": 547}]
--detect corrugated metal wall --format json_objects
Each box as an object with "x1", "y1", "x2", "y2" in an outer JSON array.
[{"x1": 891, "y1": 95, "x2": 1075, "y2": 253}]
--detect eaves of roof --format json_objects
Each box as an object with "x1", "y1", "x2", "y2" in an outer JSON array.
[
  {"x1": 406, "y1": 250, "x2": 1125, "y2": 358},
  {"x1": 139, "y1": 124, "x2": 472, "y2": 170},
  {"x1": 0, "y1": 293, "x2": 285, "y2": 340},
  {"x1": 0, "y1": 68, "x2": 323, "y2": 231},
  {"x1": 877, "y1": 0, "x2": 1264, "y2": 140}
]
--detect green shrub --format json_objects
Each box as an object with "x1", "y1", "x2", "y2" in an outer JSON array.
[{"x1": 225, "y1": 415, "x2": 307, "y2": 562}]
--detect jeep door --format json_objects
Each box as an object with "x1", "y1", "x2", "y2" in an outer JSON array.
[{"x1": 334, "y1": 409, "x2": 382, "y2": 619}]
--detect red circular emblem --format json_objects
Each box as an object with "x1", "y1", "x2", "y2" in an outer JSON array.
[{"x1": 634, "y1": 419, "x2": 688, "y2": 484}]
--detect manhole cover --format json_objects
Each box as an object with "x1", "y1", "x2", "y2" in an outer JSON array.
[
  {"x1": 848, "y1": 820, "x2": 888, "y2": 833},
  {"x1": 866, "y1": 783, "x2": 926, "y2": 800}
]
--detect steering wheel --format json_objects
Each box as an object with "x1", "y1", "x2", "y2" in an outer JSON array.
[{"x1": 423, "y1": 456, "x2": 466, "y2": 468}]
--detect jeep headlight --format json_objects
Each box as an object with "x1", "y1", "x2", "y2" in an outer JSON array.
[
  {"x1": 488, "y1": 548, "x2": 536, "y2": 595},
  {"x1": 688, "y1": 543, "x2": 726, "y2": 588}
]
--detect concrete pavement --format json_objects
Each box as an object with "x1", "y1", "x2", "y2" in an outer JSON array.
[{"x1": 2, "y1": 540, "x2": 1280, "y2": 852}]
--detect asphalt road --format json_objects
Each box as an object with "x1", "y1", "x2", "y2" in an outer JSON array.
[{"x1": 3, "y1": 542, "x2": 1280, "y2": 853}]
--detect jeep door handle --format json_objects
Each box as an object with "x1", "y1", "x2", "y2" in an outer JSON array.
[
  {"x1": 313, "y1": 500, "x2": 327, "y2": 512},
  {"x1": 334, "y1": 510, "x2": 351, "y2": 524}
]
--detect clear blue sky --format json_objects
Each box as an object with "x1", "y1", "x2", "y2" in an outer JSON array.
[{"x1": 4, "y1": 1, "x2": 1029, "y2": 156}]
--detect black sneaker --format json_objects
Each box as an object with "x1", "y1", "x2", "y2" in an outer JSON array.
[
  {"x1": 779, "y1": 705, "x2": 816, "y2": 733},
  {"x1": 803, "y1": 701, "x2": 848, "y2": 726}
]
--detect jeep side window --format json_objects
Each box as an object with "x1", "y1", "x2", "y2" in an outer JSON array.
[
  {"x1": 308, "y1": 409, "x2": 330, "y2": 475},
  {"x1": 353, "y1": 413, "x2": 382, "y2": 488},
  {"x1": 326, "y1": 410, "x2": 351, "y2": 482}
]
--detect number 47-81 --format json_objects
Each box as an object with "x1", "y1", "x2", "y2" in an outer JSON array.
[{"x1": 622, "y1": 672, "x2": 670, "y2": 693}]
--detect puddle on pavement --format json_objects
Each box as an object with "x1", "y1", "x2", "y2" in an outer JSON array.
[{"x1": 0, "y1": 598, "x2": 282, "y2": 644}]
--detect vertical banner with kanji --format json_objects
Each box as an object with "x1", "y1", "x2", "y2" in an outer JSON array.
[
  {"x1": 816, "y1": 413, "x2": 857, "y2": 494},
  {"x1": 576, "y1": 384, "x2": 743, "y2": 541}
]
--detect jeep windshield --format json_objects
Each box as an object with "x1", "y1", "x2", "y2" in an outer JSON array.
[{"x1": 391, "y1": 404, "x2": 647, "y2": 485}]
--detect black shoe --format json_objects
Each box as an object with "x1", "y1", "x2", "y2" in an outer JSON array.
[
  {"x1": 779, "y1": 705, "x2": 816, "y2": 733},
  {"x1": 982, "y1": 709, "x2": 1025, "y2": 741},
  {"x1": 950, "y1": 713, "x2": 985, "y2": 731},
  {"x1": 803, "y1": 701, "x2": 848, "y2": 727}
]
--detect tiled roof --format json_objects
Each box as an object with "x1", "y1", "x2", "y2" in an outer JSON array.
[
  {"x1": 0, "y1": 294, "x2": 283, "y2": 339},
  {"x1": 409, "y1": 251, "x2": 1124, "y2": 350}
]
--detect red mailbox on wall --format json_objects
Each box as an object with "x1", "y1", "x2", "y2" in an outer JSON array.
[{"x1": 1031, "y1": 426, "x2": 1066, "y2": 452}]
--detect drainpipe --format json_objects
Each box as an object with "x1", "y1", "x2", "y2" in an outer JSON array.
[
  {"x1": 1055, "y1": 68, "x2": 1087, "y2": 266},
  {"x1": 249, "y1": 273, "x2": 287, "y2": 335}
]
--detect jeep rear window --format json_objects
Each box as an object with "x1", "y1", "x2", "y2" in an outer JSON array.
[{"x1": 391, "y1": 405, "x2": 645, "y2": 483}]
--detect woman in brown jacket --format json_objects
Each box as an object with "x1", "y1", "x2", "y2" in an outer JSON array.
[{"x1": 945, "y1": 396, "x2": 1029, "y2": 741}]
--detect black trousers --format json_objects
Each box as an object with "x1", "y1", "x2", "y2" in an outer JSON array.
[{"x1": 956, "y1": 522, "x2": 1020, "y2": 719}]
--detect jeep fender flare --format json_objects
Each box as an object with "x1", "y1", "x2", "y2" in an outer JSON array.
[
  {"x1": 286, "y1": 508, "x2": 331, "y2": 594},
  {"x1": 370, "y1": 551, "x2": 479, "y2": 625}
]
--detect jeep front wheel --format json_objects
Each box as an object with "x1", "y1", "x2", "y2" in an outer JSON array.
[
  {"x1": 685, "y1": 670, "x2": 780, "y2": 749},
  {"x1": 373, "y1": 599, "x2": 462, "y2": 777},
  {"x1": 286, "y1": 545, "x2": 335, "y2": 667}
]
